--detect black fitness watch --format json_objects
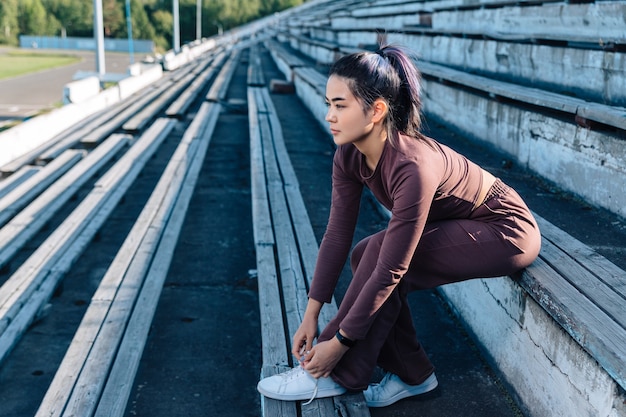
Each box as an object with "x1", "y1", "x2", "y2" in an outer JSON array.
[{"x1": 335, "y1": 330, "x2": 356, "y2": 348}]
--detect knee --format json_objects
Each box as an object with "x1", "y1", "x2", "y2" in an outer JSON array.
[
  {"x1": 350, "y1": 238, "x2": 368, "y2": 273},
  {"x1": 350, "y1": 231, "x2": 386, "y2": 273}
]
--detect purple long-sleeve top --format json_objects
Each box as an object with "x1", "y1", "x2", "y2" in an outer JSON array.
[{"x1": 308, "y1": 134, "x2": 485, "y2": 340}]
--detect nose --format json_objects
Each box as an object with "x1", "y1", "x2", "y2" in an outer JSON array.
[{"x1": 325, "y1": 107, "x2": 335, "y2": 123}]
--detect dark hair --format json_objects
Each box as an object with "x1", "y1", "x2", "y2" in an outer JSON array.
[{"x1": 329, "y1": 45, "x2": 424, "y2": 145}]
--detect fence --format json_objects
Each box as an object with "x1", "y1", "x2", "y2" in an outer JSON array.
[{"x1": 19, "y1": 36, "x2": 154, "y2": 53}]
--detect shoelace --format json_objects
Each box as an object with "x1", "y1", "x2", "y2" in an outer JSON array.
[
  {"x1": 302, "y1": 379, "x2": 319, "y2": 406},
  {"x1": 281, "y1": 366, "x2": 306, "y2": 381},
  {"x1": 280, "y1": 366, "x2": 318, "y2": 406}
]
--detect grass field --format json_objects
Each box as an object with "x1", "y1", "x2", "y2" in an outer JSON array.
[{"x1": 0, "y1": 49, "x2": 80, "y2": 80}]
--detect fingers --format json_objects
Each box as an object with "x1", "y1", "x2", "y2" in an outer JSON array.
[
  {"x1": 302, "y1": 349, "x2": 331, "y2": 378},
  {"x1": 291, "y1": 341, "x2": 303, "y2": 359}
]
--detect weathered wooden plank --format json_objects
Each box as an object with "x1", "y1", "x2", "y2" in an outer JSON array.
[
  {"x1": 538, "y1": 239, "x2": 625, "y2": 329},
  {"x1": 94, "y1": 102, "x2": 220, "y2": 417},
  {"x1": 165, "y1": 56, "x2": 216, "y2": 117},
  {"x1": 0, "y1": 150, "x2": 84, "y2": 227},
  {"x1": 519, "y1": 258, "x2": 626, "y2": 391},
  {"x1": 262, "y1": 89, "x2": 338, "y2": 329},
  {"x1": 334, "y1": 392, "x2": 372, "y2": 417},
  {"x1": 294, "y1": 67, "x2": 327, "y2": 96},
  {"x1": 38, "y1": 103, "x2": 212, "y2": 417},
  {"x1": 37, "y1": 159, "x2": 188, "y2": 416},
  {"x1": 534, "y1": 213, "x2": 626, "y2": 298},
  {"x1": 0, "y1": 134, "x2": 129, "y2": 270},
  {"x1": 122, "y1": 72, "x2": 195, "y2": 132},
  {"x1": 418, "y1": 61, "x2": 626, "y2": 130},
  {"x1": 248, "y1": 45, "x2": 266, "y2": 87},
  {"x1": 0, "y1": 119, "x2": 175, "y2": 365},
  {"x1": 0, "y1": 166, "x2": 40, "y2": 198},
  {"x1": 257, "y1": 243, "x2": 291, "y2": 368},
  {"x1": 206, "y1": 51, "x2": 238, "y2": 103},
  {"x1": 249, "y1": 88, "x2": 275, "y2": 246},
  {"x1": 261, "y1": 112, "x2": 307, "y2": 343},
  {"x1": 250, "y1": 89, "x2": 289, "y2": 372},
  {"x1": 265, "y1": 39, "x2": 309, "y2": 69},
  {"x1": 256, "y1": 82, "x2": 370, "y2": 417},
  {"x1": 261, "y1": 365, "x2": 298, "y2": 417}
]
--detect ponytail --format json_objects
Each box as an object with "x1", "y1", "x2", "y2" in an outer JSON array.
[{"x1": 329, "y1": 44, "x2": 424, "y2": 146}]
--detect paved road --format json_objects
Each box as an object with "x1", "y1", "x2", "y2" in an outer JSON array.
[{"x1": 0, "y1": 48, "x2": 138, "y2": 120}]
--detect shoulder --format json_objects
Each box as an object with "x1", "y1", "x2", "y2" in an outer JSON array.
[
  {"x1": 333, "y1": 145, "x2": 361, "y2": 172},
  {"x1": 387, "y1": 135, "x2": 443, "y2": 172},
  {"x1": 382, "y1": 135, "x2": 444, "y2": 191}
]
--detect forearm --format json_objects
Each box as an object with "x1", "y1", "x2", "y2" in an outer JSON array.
[{"x1": 304, "y1": 297, "x2": 323, "y2": 320}]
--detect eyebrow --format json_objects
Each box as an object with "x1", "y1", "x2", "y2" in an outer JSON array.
[{"x1": 325, "y1": 97, "x2": 346, "y2": 102}]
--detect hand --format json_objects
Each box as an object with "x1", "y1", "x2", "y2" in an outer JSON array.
[
  {"x1": 302, "y1": 337, "x2": 349, "y2": 378},
  {"x1": 291, "y1": 299, "x2": 323, "y2": 361},
  {"x1": 292, "y1": 315, "x2": 318, "y2": 362}
]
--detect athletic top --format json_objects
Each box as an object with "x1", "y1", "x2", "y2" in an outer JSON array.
[{"x1": 308, "y1": 133, "x2": 486, "y2": 339}]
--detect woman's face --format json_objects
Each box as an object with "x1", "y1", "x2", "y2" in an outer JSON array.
[{"x1": 325, "y1": 75, "x2": 375, "y2": 146}]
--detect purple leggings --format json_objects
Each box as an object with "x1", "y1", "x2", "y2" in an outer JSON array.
[{"x1": 318, "y1": 180, "x2": 541, "y2": 391}]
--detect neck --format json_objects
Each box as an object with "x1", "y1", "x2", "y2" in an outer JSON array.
[{"x1": 354, "y1": 126, "x2": 387, "y2": 171}]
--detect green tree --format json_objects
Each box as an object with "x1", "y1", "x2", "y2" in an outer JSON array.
[
  {"x1": 0, "y1": 0, "x2": 19, "y2": 45},
  {"x1": 126, "y1": 0, "x2": 156, "y2": 39},
  {"x1": 18, "y1": 0, "x2": 49, "y2": 36},
  {"x1": 1, "y1": 0, "x2": 306, "y2": 49},
  {"x1": 260, "y1": 0, "x2": 301, "y2": 16},
  {"x1": 218, "y1": 0, "x2": 262, "y2": 29},
  {"x1": 150, "y1": 8, "x2": 173, "y2": 51},
  {"x1": 103, "y1": 0, "x2": 125, "y2": 37},
  {"x1": 43, "y1": 0, "x2": 93, "y2": 37}
]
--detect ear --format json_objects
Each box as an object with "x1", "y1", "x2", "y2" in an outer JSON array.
[{"x1": 370, "y1": 99, "x2": 389, "y2": 124}]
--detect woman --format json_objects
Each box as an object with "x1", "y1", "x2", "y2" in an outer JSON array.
[{"x1": 257, "y1": 45, "x2": 541, "y2": 408}]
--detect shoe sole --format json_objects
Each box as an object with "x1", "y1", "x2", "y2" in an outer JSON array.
[
  {"x1": 257, "y1": 385, "x2": 347, "y2": 401},
  {"x1": 366, "y1": 373, "x2": 438, "y2": 408}
]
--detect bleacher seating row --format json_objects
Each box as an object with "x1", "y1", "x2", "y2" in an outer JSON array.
[
  {"x1": 0, "y1": 41, "x2": 241, "y2": 415},
  {"x1": 247, "y1": 45, "x2": 370, "y2": 417}
]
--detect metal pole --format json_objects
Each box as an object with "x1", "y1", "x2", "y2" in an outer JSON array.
[
  {"x1": 173, "y1": 0, "x2": 180, "y2": 53},
  {"x1": 125, "y1": 0, "x2": 134, "y2": 64},
  {"x1": 93, "y1": 0, "x2": 105, "y2": 76},
  {"x1": 196, "y1": 0, "x2": 202, "y2": 41}
]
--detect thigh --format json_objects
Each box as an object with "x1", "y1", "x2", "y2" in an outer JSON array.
[{"x1": 405, "y1": 218, "x2": 529, "y2": 290}]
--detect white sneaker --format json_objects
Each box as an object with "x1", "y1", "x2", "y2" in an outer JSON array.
[
  {"x1": 257, "y1": 366, "x2": 347, "y2": 403},
  {"x1": 364, "y1": 372, "x2": 438, "y2": 408}
]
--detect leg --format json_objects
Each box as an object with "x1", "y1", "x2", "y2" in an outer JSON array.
[
  {"x1": 318, "y1": 231, "x2": 434, "y2": 390},
  {"x1": 376, "y1": 291, "x2": 434, "y2": 386},
  {"x1": 404, "y1": 189, "x2": 541, "y2": 290}
]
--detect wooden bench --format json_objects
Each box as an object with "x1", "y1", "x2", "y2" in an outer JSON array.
[
  {"x1": 165, "y1": 50, "x2": 227, "y2": 118},
  {"x1": 293, "y1": 22, "x2": 626, "y2": 107},
  {"x1": 32, "y1": 52, "x2": 239, "y2": 417},
  {"x1": 269, "y1": 34, "x2": 626, "y2": 217},
  {"x1": 0, "y1": 150, "x2": 84, "y2": 228},
  {"x1": 247, "y1": 45, "x2": 370, "y2": 417},
  {"x1": 0, "y1": 166, "x2": 41, "y2": 197},
  {"x1": 430, "y1": 1, "x2": 626, "y2": 47},
  {"x1": 262, "y1": 37, "x2": 626, "y2": 416},
  {"x1": 34, "y1": 80, "x2": 170, "y2": 163},
  {"x1": 206, "y1": 49, "x2": 241, "y2": 103},
  {"x1": 34, "y1": 102, "x2": 220, "y2": 417},
  {"x1": 0, "y1": 118, "x2": 175, "y2": 366},
  {"x1": 0, "y1": 133, "x2": 129, "y2": 271},
  {"x1": 519, "y1": 214, "x2": 626, "y2": 390}
]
